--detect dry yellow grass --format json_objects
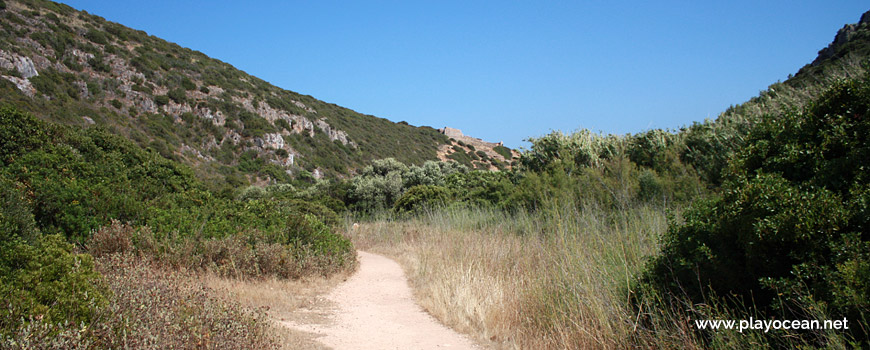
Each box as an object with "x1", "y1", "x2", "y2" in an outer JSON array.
[
  {"x1": 202, "y1": 269, "x2": 355, "y2": 350},
  {"x1": 347, "y1": 205, "x2": 695, "y2": 349}
]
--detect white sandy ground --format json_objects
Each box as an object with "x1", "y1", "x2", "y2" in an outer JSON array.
[{"x1": 282, "y1": 250, "x2": 479, "y2": 350}]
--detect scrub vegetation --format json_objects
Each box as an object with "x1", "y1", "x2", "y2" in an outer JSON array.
[{"x1": 1, "y1": 0, "x2": 869, "y2": 348}]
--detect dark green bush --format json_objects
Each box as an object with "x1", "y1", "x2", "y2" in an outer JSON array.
[
  {"x1": 393, "y1": 185, "x2": 451, "y2": 214},
  {"x1": 238, "y1": 111, "x2": 275, "y2": 137},
  {"x1": 0, "y1": 233, "x2": 106, "y2": 338},
  {"x1": 493, "y1": 145, "x2": 512, "y2": 159},
  {"x1": 84, "y1": 28, "x2": 109, "y2": 45},
  {"x1": 153, "y1": 95, "x2": 169, "y2": 106},
  {"x1": 180, "y1": 77, "x2": 196, "y2": 90},
  {"x1": 643, "y1": 76, "x2": 870, "y2": 345},
  {"x1": 167, "y1": 87, "x2": 186, "y2": 103},
  {"x1": 0, "y1": 106, "x2": 48, "y2": 164}
]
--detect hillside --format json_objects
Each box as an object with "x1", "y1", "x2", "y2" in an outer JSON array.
[
  {"x1": 0, "y1": 0, "x2": 515, "y2": 188},
  {"x1": 681, "y1": 10, "x2": 870, "y2": 185}
]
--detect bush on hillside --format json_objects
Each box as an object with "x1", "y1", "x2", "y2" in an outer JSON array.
[
  {"x1": 642, "y1": 76, "x2": 870, "y2": 345},
  {"x1": 393, "y1": 185, "x2": 451, "y2": 214}
]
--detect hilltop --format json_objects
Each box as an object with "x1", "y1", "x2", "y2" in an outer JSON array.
[{"x1": 0, "y1": 0, "x2": 513, "y2": 188}]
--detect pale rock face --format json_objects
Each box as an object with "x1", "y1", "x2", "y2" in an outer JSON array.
[
  {"x1": 196, "y1": 107, "x2": 226, "y2": 126},
  {"x1": 0, "y1": 51, "x2": 17, "y2": 71},
  {"x1": 225, "y1": 129, "x2": 242, "y2": 145},
  {"x1": 1, "y1": 76, "x2": 36, "y2": 97},
  {"x1": 74, "y1": 80, "x2": 89, "y2": 99},
  {"x1": 255, "y1": 133, "x2": 285, "y2": 150},
  {"x1": 162, "y1": 100, "x2": 194, "y2": 120},
  {"x1": 138, "y1": 97, "x2": 158, "y2": 113},
  {"x1": 315, "y1": 119, "x2": 353, "y2": 145},
  {"x1": 230, "y1": 97, "x2": 354, "y2": 147},
  {"x1": 13, "y1": 55, "x2": 38, "y2": 79},
  {"x1": 0, "y1": 50, "x2": 39, "y2": 96}
]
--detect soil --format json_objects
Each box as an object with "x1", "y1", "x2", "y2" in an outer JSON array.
[{"x1": 282, "y1": 251, "x2": 479, "y2": 349}]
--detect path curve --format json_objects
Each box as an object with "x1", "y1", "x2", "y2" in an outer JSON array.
[{"x1": 283, "y1": 250, "x2": 478, "y2": 349}]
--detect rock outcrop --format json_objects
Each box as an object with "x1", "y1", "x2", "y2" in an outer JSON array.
[{"x1": 812, "y1": 10, "x2": 870, "y2": 66}]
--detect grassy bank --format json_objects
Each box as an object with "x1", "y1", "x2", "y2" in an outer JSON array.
[{"x1": 347, "y1": 203, "x2": 692, "y2": 349}]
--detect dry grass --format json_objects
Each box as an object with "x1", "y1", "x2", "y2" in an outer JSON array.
[
  {"x1": 89, "y1": 253, "x2": 279, "y2": 349},
  {"x1": 201, "y1": 269, "x2": 355, "y2": 350},
  {"x1": 347, "y1": 204, "x2": 697, "y2": 349}
]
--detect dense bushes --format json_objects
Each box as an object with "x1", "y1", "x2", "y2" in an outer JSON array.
[
  {"x1": 0, "y1": 106, "x2": 355, "y2": 343},
  {"x1": 643, "y1": 76, "x2": 870, "y2": 345},
  {"x1": 393, "y1": 185, "x2": 451, "y2": 214},
  {"x1": 1, "y1": 178, "x2": 106, "y2": 340},
  {"x1": 348, "y1": 158, "x2": 468, "y2": 212}
]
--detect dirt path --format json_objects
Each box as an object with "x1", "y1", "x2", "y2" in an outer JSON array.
[{"x1": 282, "y1": 250, "x2": 479, "y2": 349}]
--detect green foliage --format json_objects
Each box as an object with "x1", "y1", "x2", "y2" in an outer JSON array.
[
  {"x1": 643, "y1": 76, "x2": 870, "y2": 345},
  {"x1": 88, "y1": 52, "x2": 111, "y2": 73},
  {"x1": 238, "y1": 111, "x2": 275, "y2": 137},
  {"x1": 348, "y1": 158, "x2": 469, "y2": 212},
  {"x1": 153, "y1": 94, "x2": 169, "y2": 106},
  {"x1": 520, "y1": 130, "x2": 623, "y2": 173},
  {"x1": 0, "y1": 233, "x2": 106, "y2": 338},
  {"x1": 627, "y1": 129, "x2": 674, "y2": 170},
  {"x1": 493, "y1": 145, "x2": 512, "y2": 159},
  {"x1": 167, "y1": 87, "x2": 186, "y2": 103},
  {"x1": 447, "y1": 149, "x2": 473, "y2": 167},
  {"x1": 180, "y1": 76, "x2": 196, "y2": 90},
  {"x1": 84, "y1": 28, "x2": 108, "y2": 45},
  {"x1": 393, "y1": 185, "x2": 451, "y2": 214},
  {"x1": 0, "y1": 106, "x2": 49, "y2": 164},
  {"x1": 29, "y1": 69, "x2": 80, "y2": 100},
  {"x1": 0, "y1": 107, "x2": 353, "y2": 287},
  {"x1": 286, "y1": 213, "x2": 352, "y2": 261}
]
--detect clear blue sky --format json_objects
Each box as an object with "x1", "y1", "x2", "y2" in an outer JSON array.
[{"x1": 59, "y1": 1, "x2": 868, "y2": 149}]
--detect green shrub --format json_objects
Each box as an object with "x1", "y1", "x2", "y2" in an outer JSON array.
[
  {"x1": 84, "y1": 28, "x2": 109, "y2": 45},
  {"x1": 89, "y1": 54, "x2": 111, "y2": 73},
  {"x1": 238, "y1": 111, "x2": 275, "y2": 137},
  {"x1": 180, "y1": 77, "x2": 196, "y2": 90},
  {"x1": 393, "y1": 185, "x2": 451, "y2": 214},
  {"x1": 0, "y1": 106, "x2": 48, "y2": 165},
  {"x1": 447, "y1": 150, "x2": 472, "y2": 167},
  {"x1": 636, "y1": 169, "x2": 664, "y2": 202},
  {"x1": 493, "y1": 145, "x2": 512, "y2": 159},
  {"x1": 167, "y1": 87, "x2": 186, "y2": 103},
  {"x1": 0, "y1": 234, "x2": 106, "y2": 338},
  {"x1": 154, "y1": 95, "x2": 169, "y2": 106},
  {"x1": 643, "y1": 76, "x2": 870, "y2": 345}
]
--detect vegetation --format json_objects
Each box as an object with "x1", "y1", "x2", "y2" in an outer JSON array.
[
  {"x1": 0, "y1": 107, "x2": 354, "y2": 346},
  {"x1": 1, "y1": 1, "x2": 869, "y2": 348},
  {"x1": 642, "y1": 76, "x2": 870, "y2": 347},
  {"x1": 0, "y1": 0, "x2": 453, "y2": 186}
]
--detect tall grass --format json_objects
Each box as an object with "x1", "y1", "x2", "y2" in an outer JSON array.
[{"x1": 347, "y1": 202, "x2": 695, "y2": 349}]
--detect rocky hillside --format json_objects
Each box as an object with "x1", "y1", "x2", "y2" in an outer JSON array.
[
  {"x1": 436, "y1": 127, "x2": 519, "y2": 170},
  {"x1": 679, "y1": 9, "x2": 870, "y2": 185},
  {"x1": 0, "y1": 0, "x2": 516, "y2": 187}
]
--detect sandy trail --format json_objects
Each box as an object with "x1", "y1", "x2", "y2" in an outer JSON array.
[{"x1": 283, "y1": 250, "x2": 478, "y2": 349}]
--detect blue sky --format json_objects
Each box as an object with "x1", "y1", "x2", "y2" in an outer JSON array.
[{"x1": 60, "y1": 1, "x2": 868, "y2": 149}]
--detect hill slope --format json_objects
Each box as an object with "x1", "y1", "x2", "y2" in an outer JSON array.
[
  {"x1": 0, "y1": 0, "x2": 512, "y2": 187},
  {"x1": 679, "y1": 10, "x2": 870, "y2": 185}
]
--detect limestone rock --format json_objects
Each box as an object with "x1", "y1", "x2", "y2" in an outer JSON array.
[{"x1": 1, "y1": 75, "x2": 36, "y2": 97}]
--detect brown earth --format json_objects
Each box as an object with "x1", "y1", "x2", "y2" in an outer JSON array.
[{"x1": 282, "y1": 251, "x2": 480, "y2": 350}]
